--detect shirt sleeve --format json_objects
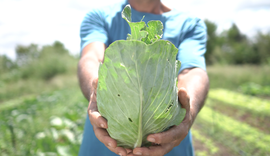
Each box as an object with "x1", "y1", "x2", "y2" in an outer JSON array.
[
  {"x1": 176, "y1": 18, "x2": 207, "y2": 72},
  {"x1": 80, "y1": 8, "x2": 109, "y2": 53}
]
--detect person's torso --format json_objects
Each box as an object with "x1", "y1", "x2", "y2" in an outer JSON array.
[{"x1": 101, "y1": 0, "x2": 196, "y2": 48}]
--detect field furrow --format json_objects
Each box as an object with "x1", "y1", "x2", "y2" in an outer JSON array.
[
  {"x1": 191, "y1": 129, "x2": 219, "y2": 155},
  {"x1": 208, "y1": 88, "x2": 270, "y2": 116},
  {"x1": 196, "y1": 105, "x2": 270, "y2": 155}
]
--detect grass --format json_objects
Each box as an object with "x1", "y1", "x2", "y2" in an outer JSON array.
[
  {"x1": 191, "y1": 129, "x2": 219, "y2": 155},
  {"x1": 192, "y1": 65, "x2": 270, "y2": 156},
  {"x1": 208, "y1": 88, "x2": 270, "y2": 116},
  {"x1": 0, "y1": 69, "x2": 78, "y2": 103},
  {"x1": 0, "y1": 51, "x2": 79, "y2": 102},
  {"x1": 206, "y1": 98, "x2": 270, "y2": 134},
  {"x1": 199, "y1": 105, "x2": 270, "y2": 153},
  {"x1": 207, "y1": 65, "x2": 270, "y2": 90}
]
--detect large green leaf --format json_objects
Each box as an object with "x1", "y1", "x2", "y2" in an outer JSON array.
[
  {"x1": 97, "y1": 41, "x2": 185, "y2": 148},
  {"x1": 96, "y1": 5, "x2": 185, "y2": 149}
]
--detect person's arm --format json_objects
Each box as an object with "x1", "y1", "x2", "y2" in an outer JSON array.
[
  {"x1": 177, "y1": 67, "x2": 209, "y2": 126},
  {"x1": 78, "y1": 42, "x2": 130, "y2": 156},
  {"x1": 78, "y1": 42, "x2": 104, "y2": 101},
  {"x1": 132, "y1": 67, "x2": 209, "y2": 156}
]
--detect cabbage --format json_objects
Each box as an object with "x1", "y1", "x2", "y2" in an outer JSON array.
[{"x1": 96, "y1": 5, "x2": 186, "y2": 149}]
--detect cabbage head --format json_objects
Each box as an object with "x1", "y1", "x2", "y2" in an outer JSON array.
[{"x1": 96, "y1": 5, "x2": 186, "y2": 149}]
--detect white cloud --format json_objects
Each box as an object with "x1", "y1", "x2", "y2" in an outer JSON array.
[
  {"x1": 234, "y1": 8, "x2": 270, "y2": 36},
  {"x1": 0, "y1": 0, "x2": 270, "y2": 60},
  {"x1": 162, "y1": 0, "x2": 270, "y2": 35},
  {"x1": 0, "y1": 0, "x2": 126, "y2": 59},
  {"x1": 68, "y1": 0, "x2": 123, "y2": 12},
  {"x1": 0, "y1": 0, "x2": 86, "y2": 59},
  {"x1": 237, "y1": 0, "x2": 270, "y2": 10}
]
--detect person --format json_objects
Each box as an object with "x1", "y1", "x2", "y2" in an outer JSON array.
[{"x1": 77, "y1": 0, "x2": 209, "y2": 155}]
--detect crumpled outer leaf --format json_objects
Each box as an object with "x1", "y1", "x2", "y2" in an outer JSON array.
[
  {"x1": 122, "y1": 4, "x2": 147, "y2": 41},
  {"x1": 122, "y1": 4, "x2": 163, "y2": 44},
  {"x1": 97, "y1": 40, "x2": 186, "y2": 149},
  {"x1": 142, "y1": 21, "x2": 163, "y2": 44}
]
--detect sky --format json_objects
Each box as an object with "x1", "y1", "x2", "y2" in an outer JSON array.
[{"x1": 0, "y1": 0, "x2": 270, "y2": 60}]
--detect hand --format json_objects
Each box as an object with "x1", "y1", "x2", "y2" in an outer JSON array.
[
  {"x1": 131, "y1": 87, "x2": 193, "y2": 156},
  {"x1": 87, "y1": 78, "x2": 132, "y2": 156}
]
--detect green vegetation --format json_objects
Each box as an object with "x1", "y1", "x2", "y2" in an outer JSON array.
[
  {"x1": 0, "y1": 41, "x2": 78, "y2": 102},
  {"x1": 208, "y1": 89, "x2": 270, "y2": 116},
  {"x1": 239, "y1": 82, "x2": 270, "y2": 96},
  {"x1": 0, "y1": 88, "x2": 86, "y2": 156},
  {"x1": 0, "y1": 18, "x2": 270, "y2": 155},
  {"x1": 0, "y1": 41, "x2": 82, "y2": 155},
  {"x1": 192, "y1": 129, "x2": 218, "y2": 156},
  {"x1": 207, "y1": 65, "x2": 270, "y2": 91},
  {"x1": 205, "y1": 20, "x2": 270, "y2": 65},
  {"x1": 197, "y1": 105, "x2": 270, "y2": 155}
]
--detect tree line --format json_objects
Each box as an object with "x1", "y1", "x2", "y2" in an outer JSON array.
[
  {"x1": 1, "y1": 20, "x2": 270, "y2": 77},
  {"x1": 0, "y1": 41, "x2": 76, "y2": 81},
  {"x1": 205, "y1": 20, "x2": 270, "y2": 65}
]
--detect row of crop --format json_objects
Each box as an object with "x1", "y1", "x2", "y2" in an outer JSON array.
[
  {"x1": 0, "y1": 88, "x2": 86, "y2": 156},
  {"x1": 0, "y1": 94, "x2": 36, "y2": 110},
  {"x1": 195, "y1": 102, "x2": 270, "y2": 155},
  {"x1": 191, "y1": 129, "x2": 219, "y2": 156},
  {"x1": 208, "y1": 88, "x2": 270, "y2": 116},
  {"x1": 1, "y1": 87, "x2": 268, "y2": 155},
  {"x1": 191, "y1": 88, "x2": 270, "y2": 155}
]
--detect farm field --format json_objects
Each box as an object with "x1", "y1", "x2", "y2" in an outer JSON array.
[{"x1": 0, "y1": 65, "x2": 269, "y2": 156}]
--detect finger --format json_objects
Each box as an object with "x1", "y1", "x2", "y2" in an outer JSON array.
[
  {"x1": 126, "y1": 148, "x2": 133, "y2": 154},
  {"x1": 88, "y1": 78, "x2": 99, "y2": 108},
  {"x1": 87, "y1": 78, "x2": 99, "y2": 111},
  {"x1": 88, "y1": 108, "x2": 108, "y2": 128},
  {"x1": 94, "y1": 127, "x2": 127, "y2": 156},
  {"x1": 127, "y1": 152, "x2": 136, "y2": 156},
  {"x1": 146, "y1": 124, "x2": 189, "y2": 144},
  {"x1": 93, "y1": 78, "x2": 98, "y2": 89},
  {"x1": 107, "y1": 146, "x2": 128, "y2": 156},
  {"x1": 88, "y1": 81, "x2": 107, "y2": 129},
  {"x1": 178, "y1": 87, "x2": 193, "y2": 124},
  {"x1": 178, "y1": 87, "x2": 190, "y2": 111},
  {"x1": 133, "y1": 143, "x2": 173, "y2": 156}
]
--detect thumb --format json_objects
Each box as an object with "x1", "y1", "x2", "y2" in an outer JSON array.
[
  {"x1": 178, "y1": 87, "x2": 190, "y2": 113},
  {"x1": 88, "y1": 78, "x2": 99, "y2": 111},
  {"x1": 92, "y1": 78, "x2": 99, "y2": 90}
]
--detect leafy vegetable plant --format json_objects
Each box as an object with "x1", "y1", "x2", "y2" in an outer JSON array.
[{"x1": 96, "y1": 5, "x2": 186, "y2": 149}]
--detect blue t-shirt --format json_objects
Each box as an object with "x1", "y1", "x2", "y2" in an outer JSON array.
[{"x1": 79, "y1": 1, "x2": 206, "y2": 155}]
